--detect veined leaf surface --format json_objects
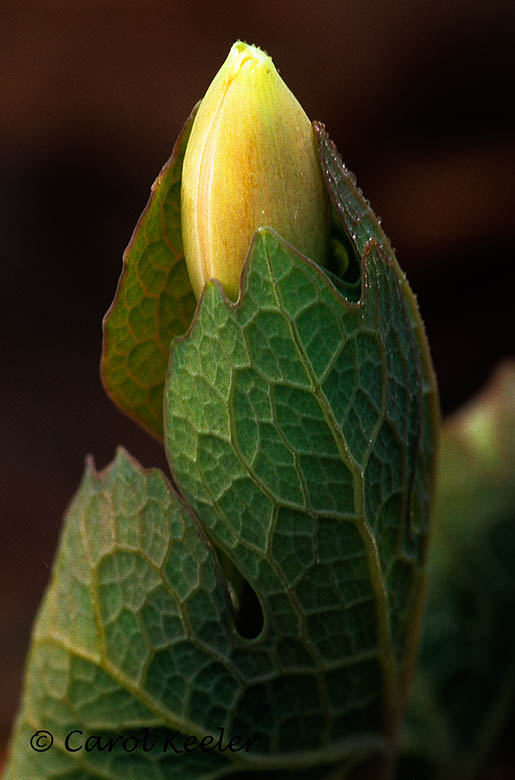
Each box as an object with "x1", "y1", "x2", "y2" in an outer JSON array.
[
  {"x1": 101, "y1": 108, "x2": 197, "y2": 441},
  {"x1": 163, "y1": 125, "x2": 438, "y2": 770},
  {"x1": 5, "y1": 124, "x2": 438, "y2": 780}
]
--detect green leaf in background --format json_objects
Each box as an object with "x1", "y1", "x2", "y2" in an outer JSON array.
[
  {"x1": 401, "y1": 361, "x2": 515, "y2": 780},
  {"x1": 101, "y1": 108, "x2": 198, "y2": 441},
  {"x1": 163, "y1": 124, "x2": 438, "y2": 773}
]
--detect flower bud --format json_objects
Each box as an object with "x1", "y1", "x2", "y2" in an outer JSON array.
[{"x1": 181, "y1": 41, "x2": 331, "y2": 300}]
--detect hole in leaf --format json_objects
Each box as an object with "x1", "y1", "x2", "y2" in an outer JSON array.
[
  {"x1": 214, "y1": 546, "x2": 264, "y2": 639},
  {"x1": 234, "y1": 578, "x2": 264, "y2": 639}
]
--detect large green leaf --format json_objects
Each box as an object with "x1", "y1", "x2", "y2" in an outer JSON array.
[
  {"x1": 101, "y1": 108, "x2": 197, "y2": 441},
  {"x1": 401, "y1": 362, "x2": 515, "y2": 779},
  {"x1": 163, "y1": 125, "x2": 438, "y2": 772}
]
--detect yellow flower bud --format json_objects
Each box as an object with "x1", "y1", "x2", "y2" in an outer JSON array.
[{"x1": 181, "y1": 41, "x2": 331, "y2": 301}]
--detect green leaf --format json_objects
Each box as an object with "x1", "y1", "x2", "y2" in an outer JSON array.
[
  {"x1": 7, "y1": 122, "x2": 438, "y2": 779},
  {"x1": 101, "y1": 108, "x2": 198, "y2": 441},
  {"x1": 402, "y1": 362, "x2": 515, "y2": 779},
  {"x1": 4, "y1": 450, "x2": 240, "y2": 779},
  {"x1": 163, "y1": 125, "x2": 438, "y2": 771}
]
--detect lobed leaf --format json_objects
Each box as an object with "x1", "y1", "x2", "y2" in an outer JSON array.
[{"x1": 163, "y1": 125, "x2": 439, "y2": 770}]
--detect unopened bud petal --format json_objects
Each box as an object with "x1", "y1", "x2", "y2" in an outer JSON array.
[{"x1": 181, "y1": 41, "x2": 331, "y2": 300}]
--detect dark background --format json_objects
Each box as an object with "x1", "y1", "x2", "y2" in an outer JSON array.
[{"x1": 2, "y1": 0, "x2": 514, "y2": 771}]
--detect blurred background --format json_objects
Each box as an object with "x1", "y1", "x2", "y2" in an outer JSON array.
[{"x1": 2, "y1": 0, "x2": 514, "y2": 774}]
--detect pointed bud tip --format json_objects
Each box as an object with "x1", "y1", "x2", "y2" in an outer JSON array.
[
  {"x1": 181, "y1": 41, "x2": 331, "y2": 300},
  {"x1": 228, "y1": 41, "x2": 272, "y2": 69}
]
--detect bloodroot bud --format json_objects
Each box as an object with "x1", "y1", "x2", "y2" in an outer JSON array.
[{"x1": 181, "y1": 41, "x2": 331, "y2": 300}]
